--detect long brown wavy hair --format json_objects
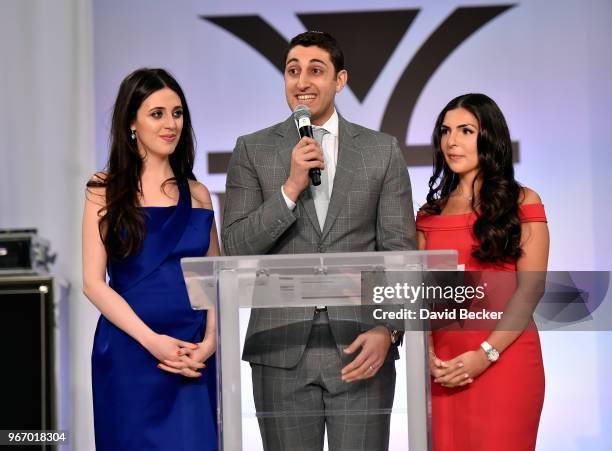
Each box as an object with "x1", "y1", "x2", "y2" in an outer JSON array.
[
  {"x1": 87, "y1": 68, "x2": 196, "y2": 260},
  {"x1": 422, "y1": 93, "x2": 522, "y2": 263}
]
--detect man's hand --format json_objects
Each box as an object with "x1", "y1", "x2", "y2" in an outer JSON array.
[
  {"x1": 283, "y1": 137, "x2": 325, "y2": 202},
  {"x1": 341, "y1": 326, "x2": 391, "y2": 382}
]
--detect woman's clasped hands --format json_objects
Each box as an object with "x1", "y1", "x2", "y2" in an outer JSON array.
[
  {"x1": 429, "y1": 349, "x2": 491, "y2": 388},
  {"x1": 143, "y1": 332, "x2": 216, "y2": 378}
]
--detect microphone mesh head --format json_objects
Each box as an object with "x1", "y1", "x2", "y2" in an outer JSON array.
[{"x1": 293, "y1": 104, "x2": 311, "y2": 120}]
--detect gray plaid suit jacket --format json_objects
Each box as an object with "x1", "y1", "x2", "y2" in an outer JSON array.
[{"x1": 222, "y1": 113, "x2": 416, "y2": 368}]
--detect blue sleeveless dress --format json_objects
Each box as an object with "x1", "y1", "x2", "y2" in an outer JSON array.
[{"x1": 92, "y1": 181, "x2": 218, "y2": 451}]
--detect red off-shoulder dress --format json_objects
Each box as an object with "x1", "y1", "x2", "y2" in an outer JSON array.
[{"x1": 416, "y1": 204, "x2": 546, "y2": 451}]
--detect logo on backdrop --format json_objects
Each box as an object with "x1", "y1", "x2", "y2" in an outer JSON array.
[{"x1": 201, "y1": 5, "x2": 519, "y2": 176}]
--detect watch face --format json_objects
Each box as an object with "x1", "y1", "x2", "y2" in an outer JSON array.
[{"x1": 488, "y1": 349, "x2": 500, "y2": 362}]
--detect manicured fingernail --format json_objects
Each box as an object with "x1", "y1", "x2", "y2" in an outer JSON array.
[
  {"x1": 468, "y1": 379, "x2": 474, "y2": 383},
  {"x1": 457, "y1": 362, "x2": 464, "y2": 368},
  {"x1": 464, "y1": 373, "x2": 469, "y2": 378}
]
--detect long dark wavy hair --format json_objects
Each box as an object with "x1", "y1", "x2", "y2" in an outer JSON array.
[
  {"x1": 87, "y1": 68, "x2": 196, "y2": 260},
  {"x1": 422, "y1": 93, "x2": 522, "y2": 263}
]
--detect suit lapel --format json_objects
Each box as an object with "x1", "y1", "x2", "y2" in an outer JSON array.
[
  {"x1": 276, "y1": 116, "x2": 295, "y2": 177},
  {"x1": 277, "y1": 116, "x2": 322, "y2": 235},
  {"x1": 321, "y1": 115, "x2": 359, "y2": 240}
]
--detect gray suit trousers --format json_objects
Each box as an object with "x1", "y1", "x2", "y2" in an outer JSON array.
[{"x1": 251, "y1": 311, "x2": 396, "y2": 451}]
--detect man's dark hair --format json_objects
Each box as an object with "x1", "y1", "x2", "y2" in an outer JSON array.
[{"x1": 284, "y1": 31, "x2": 345, "y2": 75}]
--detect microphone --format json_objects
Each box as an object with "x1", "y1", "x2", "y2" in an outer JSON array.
[{"x1": 292, "y1": 104, "x2": 321, "y2": 186}]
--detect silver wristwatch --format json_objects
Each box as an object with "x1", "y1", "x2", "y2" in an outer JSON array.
[{"x1": 480, "y1": 341, "x2": 500, "y2": 362}]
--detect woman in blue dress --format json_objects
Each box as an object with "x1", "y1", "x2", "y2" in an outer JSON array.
[{"x1": 82, "y1": 68, "x2": 219, "y2": 450}]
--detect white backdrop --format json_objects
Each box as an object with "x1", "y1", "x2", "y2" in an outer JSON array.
[
  {"x1": 1, "y1": 0, "x2": 611, "y2": 450},
  {"x1": 93, "y1": 1, "x2": 612, "y2": 449}
]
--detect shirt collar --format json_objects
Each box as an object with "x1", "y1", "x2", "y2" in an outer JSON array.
[
  {"x1": 293, "y1": 108, "x2": 339, "y2": 136},
  {"x1": 318, "y1": 109, "x2": 338, "y2": 136}
]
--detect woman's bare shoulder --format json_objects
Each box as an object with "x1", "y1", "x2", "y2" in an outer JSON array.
[
  {"x1": 519, "y1": 186, "x2": 543, "y2": 205},
  {"x1": 188, "y1": 180, "x2": 213, "y2": 209}
]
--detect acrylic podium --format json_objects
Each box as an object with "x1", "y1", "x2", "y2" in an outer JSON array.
[{"x1": 181, "y1": 250, "x2": 457, "y2": 451}]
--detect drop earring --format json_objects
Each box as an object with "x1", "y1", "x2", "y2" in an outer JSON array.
[{"x1": 130, "y1": 129, "x2": 136, "y2": 140}]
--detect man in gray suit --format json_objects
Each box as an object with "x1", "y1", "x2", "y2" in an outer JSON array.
[{"x1": 222, "y1": 31, "x2": 416, "y2": 451}]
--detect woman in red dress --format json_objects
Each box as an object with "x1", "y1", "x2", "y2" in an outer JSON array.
[{"x1": 416, "y1": 93, "x2": 549, "y2": 451}]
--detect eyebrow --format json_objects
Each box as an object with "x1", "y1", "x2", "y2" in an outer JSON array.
[
  {"x1": 285, "y1": 58, "x2": 329, "y2": 67},
  {"x1": 441, "y1": 123, "x2": 478, "y2": 129},
  {"x1": 147, "y1": 105, "x2": 183, "y2": 112}
]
